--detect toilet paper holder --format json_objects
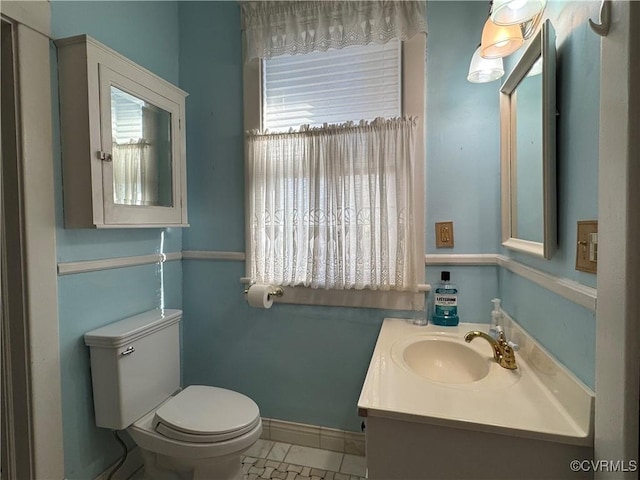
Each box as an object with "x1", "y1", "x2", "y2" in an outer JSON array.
[{"x1": 243, "y1": 285, "x2": 284, "y2": 300}]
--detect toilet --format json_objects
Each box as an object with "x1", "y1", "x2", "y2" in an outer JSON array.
[{"x1": 84, "y1": 309, "x2": 262, "y2": 480}]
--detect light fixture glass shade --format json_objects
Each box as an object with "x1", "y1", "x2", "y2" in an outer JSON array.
[
  {"x1": 480, "y1": 18, "x2": 524, "y2": 59},
  {"x1": 491, "y1": 0, "x2": 547, "y2": 25},
  {"x1": 467, "y1": 46, "x2": 504, "y2": 83}
]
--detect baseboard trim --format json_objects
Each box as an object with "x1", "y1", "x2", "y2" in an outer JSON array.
[
  {"x1": 91, "y1": 420, "x2": 363, "y2": 480},
  {"x1": 260, "y1": 418, "x2": 365, "y2": 456}
]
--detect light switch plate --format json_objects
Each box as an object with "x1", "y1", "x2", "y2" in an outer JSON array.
[
  {"x1": 576, "y1": 220, "x2": 597, "y2": 274},
  {"x1": 435, "y1": 221, "x2": 454, "y2": 248}
]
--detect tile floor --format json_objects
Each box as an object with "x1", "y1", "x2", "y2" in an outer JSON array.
[{"x1": 242, "y1": 440, "x2": 366, "y2": 480}]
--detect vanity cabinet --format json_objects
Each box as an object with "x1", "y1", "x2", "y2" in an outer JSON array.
[
  {"x1": 359, "y1": 319, "x2": 594, "y2": 480},
  {"x1": 56, "y1": 35, "x2": 188, "y2": 228}
]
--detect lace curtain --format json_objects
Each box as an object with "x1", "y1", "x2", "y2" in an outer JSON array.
[
  {"x1": 241, "y1": 1, "x2": 427, "y2": 61},
  {"x1": 112, "y1": 141, "x2": 156, "y2": 205},
  {"x1": 247, "y1": 118, "x2": 419, "y2": 291}
]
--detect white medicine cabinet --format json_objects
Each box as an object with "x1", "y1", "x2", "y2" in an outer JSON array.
[{"x1": 56, "y1": 35, "x2": 188, "y2": 228}]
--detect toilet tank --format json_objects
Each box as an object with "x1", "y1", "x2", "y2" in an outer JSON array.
[{"x1": 84, "y1": 309, "x2": 182, "y2": 430}]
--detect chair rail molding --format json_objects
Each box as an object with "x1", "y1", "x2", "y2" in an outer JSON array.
[
  {"x1": 181, "y1": 251, "x2": 597, "y2": 311},
  {"x1": 57, "y1": 249, "x2": 596, "y2": 311},
  {"x1": 57, "y1": 252, "x2": 182, "y2": 276},
  {"x1": 427, "y1": 253, "x2": 595, "y2": 311},
  {"x1": 181, "y1": 250, "x2": 246, "y2": 261}
]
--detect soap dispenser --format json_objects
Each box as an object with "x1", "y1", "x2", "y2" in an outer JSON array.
[{"x1": 489, "y1": 298, "x2": 502, "y2": 339}]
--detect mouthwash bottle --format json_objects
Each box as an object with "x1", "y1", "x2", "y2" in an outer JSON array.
[{"x1": 432, "y1": 271, "x2": 459, "y2": 326}]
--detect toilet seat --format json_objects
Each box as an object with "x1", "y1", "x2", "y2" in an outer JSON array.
[
  {"x1": 129, "y1": 409, "x2": 262, "y2": 460},
  {"x1": 152, "y1": 385, "x2": 261, "y2": 444}
]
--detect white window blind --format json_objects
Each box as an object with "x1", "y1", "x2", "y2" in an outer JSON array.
[
  {"x1": 111, "y1": 87, "x2": 144, "y2": 143},
  {"x1": 263, "y1": 40, "x2": 401, "y2": 132}
]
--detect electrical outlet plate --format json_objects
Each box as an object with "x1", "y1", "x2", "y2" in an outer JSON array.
[
  {"x1": 576, "y1": 220, "x2": 597, "y2": 274},
  {"x1": 435, "y1": 221, "x2": 454, "y2": 248}
]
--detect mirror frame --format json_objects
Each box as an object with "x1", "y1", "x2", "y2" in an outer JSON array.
[{"x1": 499, "y1": 19, "x2": 557, "y2": 259}]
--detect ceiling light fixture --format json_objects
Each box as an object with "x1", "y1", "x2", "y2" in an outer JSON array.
[
  {"x1": 480, "y1": 16, "x2": 524, "y2": 59},
  {"x1": 491, "y1": 0, "x2": 547, "y2": 26},
  {"x1": 467, "y1": 45, "x2": 504, "y2": 83},
  {"x1": 470, "y1": 0, "x2": 545, "y2": 84}
]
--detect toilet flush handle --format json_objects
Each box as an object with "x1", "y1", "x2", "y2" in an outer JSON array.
[{"x1": 120, "y1": 346, "x2": 135, "y2": 356}]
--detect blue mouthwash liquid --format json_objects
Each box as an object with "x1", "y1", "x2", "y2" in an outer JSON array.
[{"x1": 432, "y1": 271, "x2": 459, "y2": 326}]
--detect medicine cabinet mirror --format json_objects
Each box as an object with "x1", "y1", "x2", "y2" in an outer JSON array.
[
  {"x1": 499, "y1": 19, "x2": 557, "y2": 259},
  {"x1": 108, "y1": 85, "x2": 173, "y2": 208},
  {"x1": 56, "y1": 35, "x2": 188, "y2": 228}
]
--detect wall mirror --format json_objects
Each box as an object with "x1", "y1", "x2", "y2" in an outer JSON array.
[
  {"x1": 110, "y1": 86, "x2": 174, "y2": 208},
  {"x1": 500, "y1": 19, "x2": 557, "y2": 259}
]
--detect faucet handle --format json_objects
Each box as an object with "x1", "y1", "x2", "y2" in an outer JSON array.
[
  {"x1": 494, "y1": 325, "x2": 507, "y2": 342},
  {"x1": 496, "y1": 328, "x2": 520, "y2": 352},
  {"x1": 488, "y1": 326, "x2": 499, "y2": 339}
]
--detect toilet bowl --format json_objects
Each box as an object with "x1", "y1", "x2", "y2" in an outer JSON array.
[
  {"x1": 129, "y1": 386, "x2": 262, "y2": 479},
  {"x1": 84, "y1": 310, "x2": 261, "y2": 480}
]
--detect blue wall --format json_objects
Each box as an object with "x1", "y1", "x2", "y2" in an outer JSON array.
[
  {"x1": 179, "y1": 1, "x2": 598, "y2": 436},
  {"x1": 424, "y1": 0, "x2": 503, "y2": 328},
  {"x1": 498, "y1": 3, "x2": 600, "y2": 388},
  {"x1": 178, "y1": 0, "x2": 499, "y2": 437},
  {"x1": 426, "y1": 1, "x2": 502, "y2": 256},
  {"x1": 50, "y1": 1, "x2": 599, "y2": 477},
  {"x1": 501, "y1": 3, "x2": 600, "y2": 287},
  {"x1": 178, "y1": 1, "x2": 392, "y2": 433},
  {"x1": 51, "y1": 2, "x2": 182, "y2": 478}
]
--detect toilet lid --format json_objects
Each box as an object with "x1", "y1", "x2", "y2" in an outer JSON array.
[{"x1": 153, "y1": 385, "x2": 261, "y2": 443}]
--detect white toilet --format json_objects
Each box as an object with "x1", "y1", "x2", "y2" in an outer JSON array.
[{"x1": 84, "y1": 309, "x2": 262, "y2": 480}]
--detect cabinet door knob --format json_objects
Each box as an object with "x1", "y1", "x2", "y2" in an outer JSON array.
[{"x1": 97, "y1": 150, "x2": 112, "y2": 162}]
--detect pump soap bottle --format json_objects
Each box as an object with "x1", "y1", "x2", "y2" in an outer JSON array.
[
  {"x1": 490, "y1": 298, "x2": 502, "y2": 339},
  {"x1": 431, "y1": 271, "x2": 459, "y2": 326}
]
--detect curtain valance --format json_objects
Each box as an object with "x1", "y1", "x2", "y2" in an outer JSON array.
[{"x1": 240, "y1": 1, "x2": 427, "y2": 61}]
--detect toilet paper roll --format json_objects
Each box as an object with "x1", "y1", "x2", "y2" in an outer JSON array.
[{"x1": 246, "y1": 284, "x2": 274, "y2": 309}]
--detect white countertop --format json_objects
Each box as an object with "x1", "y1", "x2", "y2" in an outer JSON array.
[{"x1": 357, "y1": 318, "x2": 592, "y2": 446}]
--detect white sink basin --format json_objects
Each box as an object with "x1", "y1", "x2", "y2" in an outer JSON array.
[
  {"x1": 359, "y1": 320, "x2": 591, "y2": 454},
  {"x1": 402, "y1": 339, "x2": 489, "y2": 384},
  {"x1": 390, "y1": 333, "x2": 521, "y2": 388}
]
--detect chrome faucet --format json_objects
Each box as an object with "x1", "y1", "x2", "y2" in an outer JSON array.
[{"x1": 464, "y1": 327, "x2": 518, "y2": 370}]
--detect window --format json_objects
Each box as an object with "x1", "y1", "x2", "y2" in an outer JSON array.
[
  {"x1": 263, "y1": 40, "x2": 401, "y2": 131},
  {"x1": 242, "y1": 2, "x2": 426, "y2": 309}
]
